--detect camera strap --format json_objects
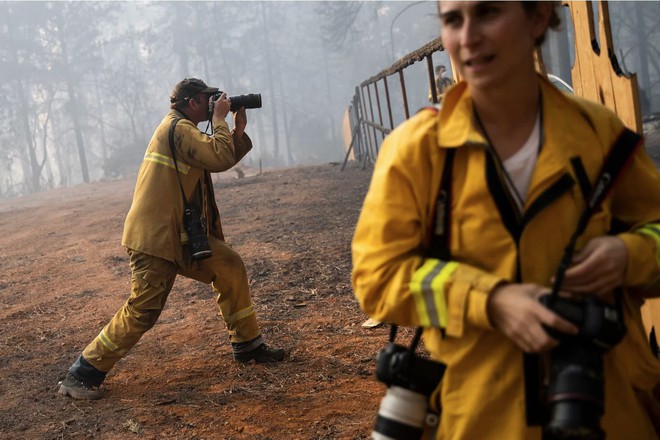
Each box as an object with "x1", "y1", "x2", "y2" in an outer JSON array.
[
  {"x1": 375, "y1": 147, "x2": 455, "y2": 431},
  {"x1": 428, "y1": 148, "x2": 456, "y2": 261},
  {"x1": 551, "y1": 127, "x2": 642, "y2": 297},
  {"x1": 388, "y1": 324, "x2": 424, "y2": 351},
  {"x1": 525, "y1": 127, "x2": 643, "y2": 426},
  {"x1": 168, "y1": 118, "x2": 190, "y2": 206},
  {"x1": 384, "y1": 147, "x2": 455, "y2": 336},
  {"x1": 168, "y1": 117, "x2": 207, "y2": 214}
]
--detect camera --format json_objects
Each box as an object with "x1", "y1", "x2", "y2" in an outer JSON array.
[
  {"x1": 183, "y1": 206, "x2": 212, "y2": 260},
  {"x1": 209, "y1": 92, "x2": 262, "y2": 113},
  {"x1": 372, "y1": 341, "x2": 446, "y2": 440},
  {"x1": 539, "y1": 293, "x2": 626, "y2": 440}
]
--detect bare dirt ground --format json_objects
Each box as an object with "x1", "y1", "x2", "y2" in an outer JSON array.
[
  {"x1": 1, "y1": 123, "x2": 658, "y2": 440},
  {"x1": 0, "y1": 162, "x2": 404, "y2": 440}
]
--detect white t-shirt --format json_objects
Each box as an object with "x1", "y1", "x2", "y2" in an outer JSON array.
[{"x1": 502, "y1": 111, "x2": 541, "y2": 212}]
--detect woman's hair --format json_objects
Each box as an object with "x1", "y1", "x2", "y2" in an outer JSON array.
[{"x1": 522, "y1": 1, "x2": 562, "y2": 46}]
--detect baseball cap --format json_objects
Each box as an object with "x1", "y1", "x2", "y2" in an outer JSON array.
[{"x1": 169, "y1": 78, "x2": 219, "y2": 104}]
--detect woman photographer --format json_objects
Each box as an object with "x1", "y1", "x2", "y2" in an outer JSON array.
[{"x1": 352, "y1": 2, "x2": 660, "y2": 438}]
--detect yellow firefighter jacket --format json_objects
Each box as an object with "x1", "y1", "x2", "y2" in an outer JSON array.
[
  {"x1": 122, "y1": 110, "x2": 252, "y2": 264},
  {"x1": 352, "y1": 77, "x2": 660, "y2": 439}
]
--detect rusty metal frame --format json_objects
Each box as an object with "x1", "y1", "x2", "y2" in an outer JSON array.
[{"x1": 345, "y1": 37, "x2": 445, "y2": 169}]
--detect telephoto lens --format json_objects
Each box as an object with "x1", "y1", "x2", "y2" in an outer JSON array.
[
  {"x1": 183, "y1": 207, "x2": 212, "y2": 260},
  {"x1": 209, "y1": 92, "x2": 262, "y2": 113},
  {"x1": 372, "y1": 343, "x2": 445, "y2": 440},
  {"x1": 373, "y1": 386, "x2": 434, "y2": 440},
  {"x1": 228, "y1": 93, "x2": 262, "y2": 112},
  {"x1": 538, "y1": 294, "x2": 626, "y2": 440},
  {"x1": 544, "y1": 343, "x2": 605, "y2": 440}
]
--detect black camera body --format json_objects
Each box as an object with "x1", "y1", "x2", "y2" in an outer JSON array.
[
  {"x1": 209, "y1": 92, "x2": 262, "y2": 113},
  {"x1": 539, "y1": 293, "x2": 626, "y2": 440},
  {"x1": 376, "y1": 343, "x2": 446, "y2": 395},
  {"x1": 183, "y1": 206, "x2": 212, "y2": 260},
  {"x1": 372, "y1": 342, "x2": 446, "y2": 440}
]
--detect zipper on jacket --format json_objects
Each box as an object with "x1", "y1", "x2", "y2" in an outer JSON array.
[
  {"x1": 484, "y1": 151, "x2": 575, "y2": 282},
  {"x1": 474, "y1": 103, "x2": 576, "y2": 282}
]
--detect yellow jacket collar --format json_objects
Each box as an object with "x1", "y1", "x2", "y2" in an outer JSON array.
[
  {"x1": 170, "y1": 109, "x2": 190, "y2": 121},
  {"x1": 437, "y1": 75, "x2": 586, "y2": 151},
  {"x1": 437, "y1": 75, "x2": 601, "y2": 199},
  {"x1": 437, "y1": 81, "x2": 484, "y2": 148},
  {"x1": 437, "y1": 75, "x2": 594, "y2": 170}
]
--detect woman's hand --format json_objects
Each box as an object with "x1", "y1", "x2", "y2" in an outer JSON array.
[
  {"x1": 487, "y1": 283, "x2": 578, "y2": 353},
  {"x1": 555, "y1": 236, "x2": 628, "y2": 295}
]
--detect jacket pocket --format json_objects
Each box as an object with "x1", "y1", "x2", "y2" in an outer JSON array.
[{"x1": 128, "y1": 268, "x2": 173, "y2": 311}]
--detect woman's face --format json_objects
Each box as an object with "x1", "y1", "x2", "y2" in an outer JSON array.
[{"x1": 438, "y1": 1, "x2": 548, "y2": 93}]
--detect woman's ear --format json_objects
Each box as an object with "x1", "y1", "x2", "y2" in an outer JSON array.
[{"x1": 531, "y1": 2, "x2": 553, "y2": 43}]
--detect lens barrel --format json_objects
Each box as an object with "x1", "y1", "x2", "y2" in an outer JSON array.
[
  {"x1": 229, "y1": 93, "x2": 262, "y2": 112},
  {"x1": 544, "y1": 344, "x2": 605, "y2": 440},
  {"x1": 209, "y1": 92, "x2": 262, "y2": 114},
  {"x1": 372, "y1": 386, "x2": 428, "y2": 440},
  {"x1": 537, "y1": 293, "x2": 627, "y2": 439},
  {"x1": 189, "y1": 236, "x2": 212, "y2": 260},
  {"x1": 183, "y1": 207, "x2": 212, "y2": 260},
  {"x1": 372, "y1": 343, "x2": 445, "y2": 440}
]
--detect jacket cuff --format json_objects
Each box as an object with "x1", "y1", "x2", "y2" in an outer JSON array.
[
  {"x1": 213, "y1": 119, "x2": 230, "y2": 135},
  {"x1": 466, "y1": 284, "x2": 494, "y2": 330},
  {"x1": 232, "y1": 132, "x2": 253, "y2": 161},
  {"x1": 445, "y1": 265, "x2": 504, "y2": 337},
  {"x1": 618, "y1": 232, "x2": 660, "y2": 287}
]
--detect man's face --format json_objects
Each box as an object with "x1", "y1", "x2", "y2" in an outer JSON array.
[{"x1": 188, "y1": 93, "x2": 212, "y2": 122}]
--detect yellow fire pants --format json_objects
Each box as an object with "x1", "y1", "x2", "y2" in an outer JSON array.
[{"x1": 82, "y1": 237, "x2": 261, "y2": 372}]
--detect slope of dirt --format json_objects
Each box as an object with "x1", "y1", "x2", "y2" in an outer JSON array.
[
  {"x1": 0, "y1": 162, "x2": 402, "y2": 440},
  {"x1": 7, "y1": 131, "x2": 655, "y2": 440}
]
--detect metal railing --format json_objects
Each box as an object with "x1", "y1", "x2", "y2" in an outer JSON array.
[{"x1": 342, "y1": 37, "x2": 446, "y2": 170}]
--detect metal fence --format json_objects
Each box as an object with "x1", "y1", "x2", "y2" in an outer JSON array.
[
  {"x1": 341, "y1": 32, "x2": 660, "y2": 171},
  {"x1": 342, "y1": 37, "x2": 446, "y2": 170}
]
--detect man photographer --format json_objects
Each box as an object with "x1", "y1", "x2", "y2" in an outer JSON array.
[
  {"x1": 58, "y1": 78, "x2": 285, "y2": 400},
  {"x1": 427, "y1": 64, "x2": 455, "y2": 104}
]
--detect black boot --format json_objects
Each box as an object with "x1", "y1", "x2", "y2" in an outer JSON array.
[
  {"x1": 58, "y1": 355, "x2": 106, "y2": 400},
  {"x1": 232, "y1": 337, "x2": 286, "y2": 363}
]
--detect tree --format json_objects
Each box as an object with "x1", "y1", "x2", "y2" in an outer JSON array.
[
  {"x1": 0, "y1": 3, "x2": 51, "y2": 193},
  {"x1": 0, "y1": 1, "x2": 452, "y2": 197},
  {"x1": 42, "y1": 3, "x2": 111, "y2": 184}
]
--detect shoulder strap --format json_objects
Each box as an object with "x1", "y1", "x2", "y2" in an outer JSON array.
[
  {"x1": 428, "y1": 148, "x2": 456, "y2": 260},
  {"x1": 526, "y1": 127, "x2": 643, "y2": 427},
  {"x1": 551, "y1": 127, "x2": 642, "y2": 295},
  {"x1": 168, "y1": 118, "x2": 189, "y2": 205},
  {"x1": 168, "y1": 117, "x2": 182, "y2": 172},
  {"x1": 384, "y1": 149, "x2": 455, "y2": 348}
]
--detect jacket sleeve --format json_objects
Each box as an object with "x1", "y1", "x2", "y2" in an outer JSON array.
[
  {"x1": 602, "y1": 117, "x2": 660, "y2": 288},
  {"x1": 175, "y1": 119, "x2": 238, "y2": 172},
  {"x1": 611, "y1": 138, "x2": 660, "y2": 289},
  {"x1": 232, "y1": 131, "x2": 253, "y2": 163},
  {"x1": 351, "y1": 121, "x2": 503, "y2": 334}
]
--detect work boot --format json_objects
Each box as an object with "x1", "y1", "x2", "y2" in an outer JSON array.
[
  {"x1": 234, "y1": 343, "x2": 286, "y2": 364},
  {"x1": 57, "y1": 372, "x2": 104, "y2": 400}
]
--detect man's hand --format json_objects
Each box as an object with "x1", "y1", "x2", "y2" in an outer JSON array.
[
  {"x1": 212, "y1": 92, "x2": 231, "y2": 124},
  {"x1": 233, "y1": 107, "x2": 247, "y2": 139},
  {"x1": 554, "y1": 236, "x2": 628, "y2": 295},
  {"x1": 487, "y1": 283, "x2": 579, "y2": 353}
]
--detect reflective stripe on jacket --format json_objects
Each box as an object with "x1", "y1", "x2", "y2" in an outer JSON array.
[
  {"x1": 352, "y1": 76, "x2": 660, "y2": 439},
  {"x1": 122, "y1": 110, "x2": 252, "y2": 263}
]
